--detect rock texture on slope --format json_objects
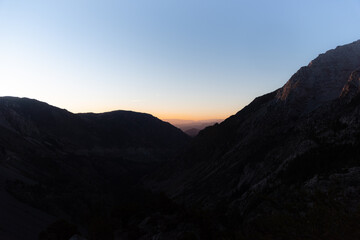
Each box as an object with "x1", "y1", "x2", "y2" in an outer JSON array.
[{"x1": 277, "y1": 40, "x2": 360, "y2": 113}]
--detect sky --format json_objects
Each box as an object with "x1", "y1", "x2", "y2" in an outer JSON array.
[{"x1": 1, "y1": 0, "x2": 360, "y2": 120}]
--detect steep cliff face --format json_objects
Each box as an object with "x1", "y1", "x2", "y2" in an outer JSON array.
[{"x1": 277, "y1": 40, "x2": 360, "y2": 108}]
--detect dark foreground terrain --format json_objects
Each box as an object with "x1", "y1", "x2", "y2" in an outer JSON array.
[{"x1": 2, "y1": 40, "x2": 360, "y2": 239}]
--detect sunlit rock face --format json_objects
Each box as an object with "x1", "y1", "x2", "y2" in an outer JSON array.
[
  {"x1": 276, "y1": 40, "x2": 360, "y2": 113},
  {"x1": 340, "y1": 67, "x2": 360, "y2": 100}
]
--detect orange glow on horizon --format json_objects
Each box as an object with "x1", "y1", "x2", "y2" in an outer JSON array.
[
  {"x1": 47, "y1": 99, "x2": 240, "y2": 123},
  {"x1": 157, "y1": 114, "x2": 227, "y2": 122},
  {"x1": 67, "y1": 103, "x2": 234, "y2": 122},
  {"x1": 75, "y1": 107, "x2": 228, "y2": 122}
]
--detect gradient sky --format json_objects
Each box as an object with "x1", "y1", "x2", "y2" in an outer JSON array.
[{"x1": 1, "y1": 0, "x2": 360, "y2": 120}]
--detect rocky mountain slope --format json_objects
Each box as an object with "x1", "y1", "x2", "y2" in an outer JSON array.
[{"x1": 146, "y1": 40, "x2": 360, "y2": 239}]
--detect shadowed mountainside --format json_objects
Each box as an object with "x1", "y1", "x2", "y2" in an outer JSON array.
[{"x1": 0, "y1": 97, "x2": 189, "y2": 239}]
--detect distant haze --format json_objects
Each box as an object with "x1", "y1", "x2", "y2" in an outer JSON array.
[
  {"x1": 164, "y1": 119, "x2": 224, "y2": 126},
  {"x1": 1, "y1": 0, "x2": 360, "y2": 120},
  {"x1": 165, "y1": 119, "x2": 223, "y2": 136}
]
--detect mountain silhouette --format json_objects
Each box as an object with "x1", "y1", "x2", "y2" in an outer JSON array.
[
  {"x1": 0, "y1": 96, "x2": 189, "y2": 159},
  {"x1": 0, "y1": 97, "x2": 189, "y2": 239},
  {"x1": 3, "y1": 40, "x2": 360, "y2": 239}
]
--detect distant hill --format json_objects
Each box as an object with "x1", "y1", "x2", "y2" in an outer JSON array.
[
  {"x1": 184, "y1": 128, "x2": 200, "y2": 137},
  {"x1": 165, "y1": 119, "x2": 223, "y2": 136}
]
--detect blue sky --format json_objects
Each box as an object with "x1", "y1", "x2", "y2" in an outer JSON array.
[{"x1": 1, "y1": 0, "x2": 360, "y2": 120}]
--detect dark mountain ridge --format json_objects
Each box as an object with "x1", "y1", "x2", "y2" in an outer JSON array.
[
  {"x1": 0, "y1": 96, "x2": 189, "y2": 159},
  {"x1": 0, "y1": 97, "x2": 190, "y2": 239}
]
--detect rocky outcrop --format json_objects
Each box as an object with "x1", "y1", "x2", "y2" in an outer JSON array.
[
  {"x1": 276, "y1": 40, "x2": 360, "y2": 113},
  {"x1": 340, "y1": 67, "x2": 360, "y2": 101}
]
